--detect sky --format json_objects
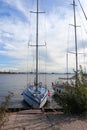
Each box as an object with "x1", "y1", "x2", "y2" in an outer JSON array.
[{"x1": 0, "y1": 0, "x2": 87, "y2": 73}]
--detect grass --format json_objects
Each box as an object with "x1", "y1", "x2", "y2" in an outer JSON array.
[{"x1": 55, "y1": 128, "x2": 60, "y2": 130}]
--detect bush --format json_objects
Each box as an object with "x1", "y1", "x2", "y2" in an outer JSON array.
[
  {"x1": 55, "y1": 66, "x2": 87, "y2": 115},
  {"x1": 58, "y1": 87, "x2": 87, "y2": 114}
]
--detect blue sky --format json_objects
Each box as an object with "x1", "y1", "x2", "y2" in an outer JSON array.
[{"x1": 0, "y1": 0, "x2": 87, "y2": 73}]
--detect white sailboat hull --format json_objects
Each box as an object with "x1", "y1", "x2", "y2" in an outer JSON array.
[{"x1": 23, "y1": 86, "x2": 48, "y2": 108}]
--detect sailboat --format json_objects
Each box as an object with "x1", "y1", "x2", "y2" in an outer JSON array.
[
  {"x1": 52, "y1": 0, "x2": 79, "y2": 93},
  {"x1": 22, "y1": 0, "x2": 49, "y2": 108}
]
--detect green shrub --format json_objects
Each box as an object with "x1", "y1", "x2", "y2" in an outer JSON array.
[
  {"x1": 54, "y1": 66, "x2": 87, "y2": 115},
  {"x1": 58, "y1": 87, "x2": 87, "y2": 114}
]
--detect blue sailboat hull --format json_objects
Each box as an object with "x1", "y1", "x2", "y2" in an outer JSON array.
[{"x1": 23, "y1": 85, "x2": 48, "y2": 108}]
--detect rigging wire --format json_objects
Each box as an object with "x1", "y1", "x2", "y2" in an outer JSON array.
[
  {"x1": 26, "y1": 3, "x2": 33, "y2": 87},
  {"x1": 28, "y1": 0, "x2": 37, "y2": 85},
  {"x1": 45, "y1": 42, "x2": 47, "y2": 87},
  {"x1": 38, "y1": 42, "x2": 47, "y2": 86},
  {"x1": 26, "y1": 40, "x2": 29, "y2": 87},
  {"x1": 68, "y1": 27, "x2": 76, "y2": 71},
  {"x1": 66, "y1": 25, "x2": 76, "y2": 72},
  {"x1": 66, "y1": 24, "x2": 70, "y2": 84},
  {"x1": 76, "y1": 1, "x2": 86, "y2": 73},
  {"x1": 37, "y1": 4, "x2": 47, "y2": 86},
  {"x1": 77, "y1": 0, "x2": 87, "y2": 20},
  {"x1": 77, "y1": 0, "x2": 87, "y2": 34}
]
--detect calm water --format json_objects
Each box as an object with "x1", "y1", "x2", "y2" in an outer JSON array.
[{"x1": 0, "y1": 73, "x2": 72, "y2": 108}]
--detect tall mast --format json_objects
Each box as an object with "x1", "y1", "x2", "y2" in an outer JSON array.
[
  {"x1": 30, "y1": 0, "x2": 45, "y2": 88},
  {"x1": 72, "y1": 0, "x2": 78, "y2": 87},
  {"x1": 36, "y1": 0, "x2": 39, "y2": 88}
]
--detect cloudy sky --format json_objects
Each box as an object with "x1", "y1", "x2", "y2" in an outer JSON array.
[{"x1": 0, "y1": 0, "x2": 87, "y2": 73}]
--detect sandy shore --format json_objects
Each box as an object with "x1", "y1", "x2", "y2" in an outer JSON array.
[{"x1": 1, "y1": 110, "x2": 87, "y2": 130}]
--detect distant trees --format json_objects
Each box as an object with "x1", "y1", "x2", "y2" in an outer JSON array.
[{"x1": 0, "y1": 71, "x2": 16, "y2": 74}]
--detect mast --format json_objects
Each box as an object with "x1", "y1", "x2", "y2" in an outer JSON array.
[
  {"x1": 30, "y1": 0, "x2": 45, "y2": 89},
  {"x1": 72, "y1": 0, "x2": 78, "y2": 87},
  {"x1": 36, "y1": 0, "x2": 39, "y2": 88}
]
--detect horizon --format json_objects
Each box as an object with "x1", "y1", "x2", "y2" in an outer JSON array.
[{"x1": 0, "y1": 70, "x2": 75, "y2": 74}]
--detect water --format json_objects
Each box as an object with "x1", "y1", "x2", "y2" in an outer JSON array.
[{"x1": 0, "y1": 73, "x2": 72, "y2": 109}]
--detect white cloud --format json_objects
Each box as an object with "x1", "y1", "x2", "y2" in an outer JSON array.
[
  {"x1": 0, "y1": 67, "x2": 18, "y2": 72},
  {"x1": 0, "y1": 0, "x2": 87, "y2": 72}
]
